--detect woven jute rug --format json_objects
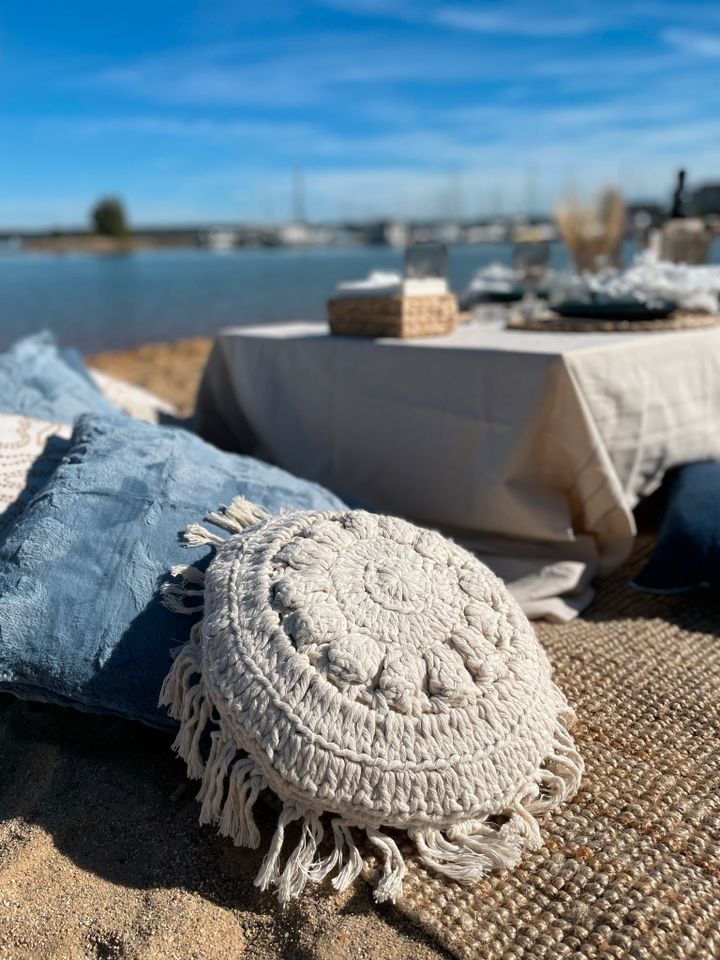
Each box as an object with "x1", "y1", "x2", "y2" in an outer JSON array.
[
  {"x1": 507, "y1": 310, "x2": 720, "y2": 333},
  {"x1": 386, "y1": 540, "x2": 720, "y2": 959}
]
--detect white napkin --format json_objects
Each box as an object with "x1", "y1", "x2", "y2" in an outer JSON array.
[
  {"x1": 335, "y1": 271, "x2": 402, "y2": 299},
  {"x1": 335, "y1": 271, "x2": 448, "y2": 299}
]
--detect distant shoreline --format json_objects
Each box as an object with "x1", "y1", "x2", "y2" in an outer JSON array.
[
  {"x1": 1, "y1": 218, "x2": 564, "y2": 253},
  {"x1": 6, "y1": 234, "x2": 541, "y2": 256},
  {"x1": 19, "y1": 234, "x2": 198, "y2": 254},
  {"x1": 9, "y1": 234, "x2": 518, "y2": 255}
]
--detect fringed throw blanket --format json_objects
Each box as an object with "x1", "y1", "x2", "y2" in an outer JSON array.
[{"x1": 160, "y1": 498, "x2": 582, "y2": 903}]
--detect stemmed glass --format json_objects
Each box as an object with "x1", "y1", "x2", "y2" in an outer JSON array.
[{"x1": 513, "y1": 241, "x2": 550, "y2": 317}]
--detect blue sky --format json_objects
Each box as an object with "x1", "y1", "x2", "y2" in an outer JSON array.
[{"x1": 1, "y1": 0, "x2": 720, "y2": 227}]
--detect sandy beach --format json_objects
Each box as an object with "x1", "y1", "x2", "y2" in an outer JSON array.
[
  {"x1": 0, "y1": 337, "x2": 449, "y2": 960},
  {"x1": 87, "y1": 338, "x2": 214, "y2": 417},
  {"x1": 0, "y1": 694, "x2": 448, "y2": 960}
]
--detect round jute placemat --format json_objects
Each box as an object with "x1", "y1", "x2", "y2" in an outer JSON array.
[
  {"x1": 382, "y1": 537, "x2": 720, "y2": 960},
  {"x1": 507, "y1": 310, "x2": 720, "y2": 333}
]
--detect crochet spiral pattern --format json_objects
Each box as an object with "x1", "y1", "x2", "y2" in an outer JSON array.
[{"x1": 159, "y1": 499, "x2": 582, "y2": 904}]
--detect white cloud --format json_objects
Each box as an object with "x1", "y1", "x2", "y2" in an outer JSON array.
[
  {"x1": 90, "y1": 36, "x2": 494, "y2": 107},
  {"x1": 319, "y1": 0, "x2": 620, "y2": 37},
  {"x1": 663, "y1": 28, "x2": 720, "y2": 57},
  {"x1": 55, "y1": 114, "x2": 322, "y2": 145},
  {"x1": 433, "y1": 7, "x2": 598, "y2": 37}
]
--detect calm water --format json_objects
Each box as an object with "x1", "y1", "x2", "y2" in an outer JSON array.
[
  {"x1": 0, "y1": 239, "x2": 716, "y2": 352},
  {"x1": 0, "y1": 243, "x2": 570, "y2": 352}
]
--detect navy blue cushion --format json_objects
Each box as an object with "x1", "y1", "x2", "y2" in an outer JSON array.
[
  {"x1": 632, "y1": 460, "x2": 720, "y2": 593},
  {"x1": 0, "y1": 414, "x2": 347, "y2": 727},
  {"x1": 0, "y1": 331, "x2": 116, "y2": 423}
]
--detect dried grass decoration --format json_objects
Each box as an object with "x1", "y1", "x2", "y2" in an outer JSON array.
[{"x1": 555, "y1": 189, "x2": 626, "y2": 273}]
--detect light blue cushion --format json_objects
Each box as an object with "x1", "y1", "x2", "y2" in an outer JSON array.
[
  {"x1": 0, "y1": 331, "x2": 116, "y2": 423},
  {"x1": 0, "y1": 414, "x2": 347, "y2": 727}
]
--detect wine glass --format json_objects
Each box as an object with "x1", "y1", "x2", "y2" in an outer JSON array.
[{"x1": 513, "y1": 241, "x2": 550, "y2": 316}]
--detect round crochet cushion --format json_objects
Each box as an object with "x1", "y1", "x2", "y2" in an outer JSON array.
[
  {"x1": 205, "y1": 509, "x2": 562, "y2": 826},
  {"x1": 160, "y1": 500, "x2": 582, "y2": 904}
]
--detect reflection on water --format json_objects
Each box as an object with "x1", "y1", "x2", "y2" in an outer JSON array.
[{"x1": 0, "y1": 239, "x2": 716, "y2": 352}]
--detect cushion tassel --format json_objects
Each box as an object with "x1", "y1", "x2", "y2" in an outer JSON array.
[
  {"x1": 411, "y1": 821, "x2": 523, "y2": 883},
  {"x1": 505, "y1": 801, "x2": 543, "y2": 849},
  {"x1": 452, "y1": 827, "x2": 522, "y2": 872},
  {"x1": 304, "y1": 819, "x2": 364, "y2": 893},
  {"x1": 254, "y1": 802, "x2": 304, "y2": 892},
  {"x1": 197, "y1": 734, "x2": 237, "y2": 825},
  {"x1": 306, "y1": 817, "x2": 345, "y2": 884},
  {"x1": 331, "y1": 823, "x2": 364, "y2": 892},
  {"x1": 168, "y1": 564, "x2": 206, "y2": 586},
  {"x1": 158, "y1": 642, "x2": 202, "y2": 718},
  {"x1": 224, "y1": 496, "x2": 270, "y2": 529},
  {"x1": 218, "y1": 758, "x2": 265, "y2": 849},
  {"x1": 276, "y1": 809, "x2": 324, "y2": 904},
  {"x1": 366, "y1": 827, "x2": 406, "y2": 903},
  {"x1": 203, "y1": 498, "x2": 269, "y2": 536},
  {"x1": 183, "y1": 524, "x2": 225, "y2": 548},
  {"x1": 160, "y1": 582, "x2": 204, "y2": 615},
  {"x1": 204, "y1": 511, "x2": 247, "y2": 536},
  {"x1": 167, "y1": 682, "x2": 211, "y2": 780},
  {"x1": 529, "y1": 717, "x2": 584, "y2": 813}
]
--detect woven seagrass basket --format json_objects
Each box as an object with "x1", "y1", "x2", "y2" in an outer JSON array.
[{"x1": 327, "y1": 293, "x2": 458, "y2": 338}]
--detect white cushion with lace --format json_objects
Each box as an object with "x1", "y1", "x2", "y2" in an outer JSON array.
[
  {"x1": 89, "y1": 369, "x2": 178, "y2": 423},
  {"x1": 0, "y1": 413, "x2": 71, "y2": 534}
]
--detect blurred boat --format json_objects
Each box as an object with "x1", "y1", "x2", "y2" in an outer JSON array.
[{"x1": 200, "y1": 229, "x2": 238, "y2": 252}]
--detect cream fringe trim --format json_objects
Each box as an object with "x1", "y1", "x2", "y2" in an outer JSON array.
[{"x1": 159, "y1": 497, "x2": 584, "y2": 905}]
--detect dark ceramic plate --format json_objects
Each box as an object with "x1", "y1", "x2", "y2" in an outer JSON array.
[
  {"x1": 460, "y1": 288, "x2": 524, "y2": 310},
  {"x1": 552, "y1": 299, "x2": 677, "y2": 321}
]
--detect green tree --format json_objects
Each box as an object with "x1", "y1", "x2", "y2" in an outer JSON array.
[{"x1": 91, "y1": 196, "x2": 129, "y2": 237}]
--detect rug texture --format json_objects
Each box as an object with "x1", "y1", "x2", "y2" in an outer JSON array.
[{"x1": 389, "y1": 539, "x2": 720, "y2": 959}]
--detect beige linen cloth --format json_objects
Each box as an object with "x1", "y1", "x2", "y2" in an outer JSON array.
[{"x1": 196, "y1": 320, "x2": 720, "y2": 621}]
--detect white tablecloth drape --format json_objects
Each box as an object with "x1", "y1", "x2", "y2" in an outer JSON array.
[{"x1": 196, "y1": 320, "x2": 720, "y2": 621}]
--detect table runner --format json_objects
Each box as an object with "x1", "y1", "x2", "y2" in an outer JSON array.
[{"x1": 196, "y1": 320, "x2": 720, "y2": 620}]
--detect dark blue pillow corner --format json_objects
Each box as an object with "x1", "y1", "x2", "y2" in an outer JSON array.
[{"x1": 631, "y1": 460, "x2": 720, "y2": 595}]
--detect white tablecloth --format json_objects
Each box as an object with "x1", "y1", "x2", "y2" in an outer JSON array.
[{"x1": 196, "y1": 319, "x2": 720, "y2": 621}]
